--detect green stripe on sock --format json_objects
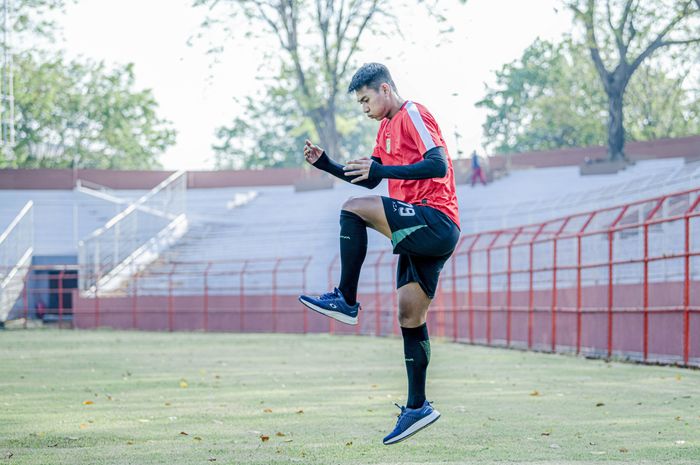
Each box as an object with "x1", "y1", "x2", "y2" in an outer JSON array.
[
  {"x1": 391, "y1": 225, "x2": 427, "y2": 248},
  {"x1": 419, "y1": 339, "x2": 431, "y2": 362}
]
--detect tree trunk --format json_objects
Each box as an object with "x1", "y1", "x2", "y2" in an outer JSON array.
[{"x1": 607, "y1": 88, "x2": 626, "y2": 161}]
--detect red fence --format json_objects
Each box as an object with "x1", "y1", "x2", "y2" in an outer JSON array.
[{"x1": 4, "y1": 188, "x2": 700, "y2": 367}]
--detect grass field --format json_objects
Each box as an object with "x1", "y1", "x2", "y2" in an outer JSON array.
[{"x1": 1, "y1": 329, "x2": 699, "y2": 465}]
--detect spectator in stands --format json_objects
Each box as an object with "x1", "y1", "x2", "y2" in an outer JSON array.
[
  {"x1": 298, "y1": 63, "x2": 460, "y2": 445},
  {"x1": 470, "y1": 150, "x2": 487, "y2": 186}
]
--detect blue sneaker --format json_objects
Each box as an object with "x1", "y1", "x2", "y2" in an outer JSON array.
[
  {"x1": 383, "y1": 400, "x2": 440, "y2": 445},
  {"x1": 298, "y1": 288, "x2": 359, "y2": 325}
]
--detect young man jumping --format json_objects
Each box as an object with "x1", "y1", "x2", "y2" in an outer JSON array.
[{"x1": 298, "y1": 63, "x2": 460, "y2": 445}]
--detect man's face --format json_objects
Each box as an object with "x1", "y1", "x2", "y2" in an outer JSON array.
[{"x1": 355, "y1": 84, "x2": 389, "y2": 120}]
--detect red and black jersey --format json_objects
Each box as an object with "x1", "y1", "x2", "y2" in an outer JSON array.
[{"x1": 371, "y1": 101, "x2": 460, "y2": 227}]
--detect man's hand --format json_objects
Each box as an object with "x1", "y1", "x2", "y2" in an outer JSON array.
[
  {"x1": 303, "y1": 139, "x2": 323, "y2": 165},
  {"x1": 344, "y1": 158, "x2": 374, "y2": 183}
]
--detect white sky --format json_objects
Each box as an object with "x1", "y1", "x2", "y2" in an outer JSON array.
[{"x1": 50, "y1": 0, "x2": 574, "y2": 170}]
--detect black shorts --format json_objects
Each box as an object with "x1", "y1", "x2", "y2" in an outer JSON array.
[{"x1": 381, "y1": 196, "x2": 460, "y2": 299}]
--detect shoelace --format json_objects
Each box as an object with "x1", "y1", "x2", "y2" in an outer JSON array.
[
  {"x1": 392, "y1": 403, "x2": 407, "y2": 425},
  {"x1": 393, "y1": 400, "x2": 432, "y2": 423},
  {"x1": 318, "y1": 289, "x2": 339, "y2": 301}
]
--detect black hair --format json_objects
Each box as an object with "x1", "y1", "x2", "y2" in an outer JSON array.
[{"x1": 347, "y1": 63, "x2": 397, "y2": 93}]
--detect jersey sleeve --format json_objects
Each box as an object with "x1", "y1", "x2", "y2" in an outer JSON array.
[{"x1": 403, "y1": 102, "x2": 442, "y2": 155}]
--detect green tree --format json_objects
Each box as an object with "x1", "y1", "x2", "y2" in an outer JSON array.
[
  {"x1": 212, "y1": 66, "x2": 376, "y2": 169},
  {"x1": 477, "y1": 37, "x2": 700, "y2": 154},
  {"x1": 566, "y1": 0, "x2": 700, "y2": 161},
  {"x1": 4, "y1": 0, "x2": 69, "y2": 39},
  {"x1": 194, "y1": 0, "x2": 449, "y2": 168},
  {"x1": 6, "y1": 52, "x2": 176, "y2": 169}
]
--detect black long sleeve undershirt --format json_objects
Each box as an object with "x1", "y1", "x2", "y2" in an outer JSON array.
[
  {"x1": 312, "y1": 146, "x2": 448, "y2": 189},
  {"x1": 312, "y1": 152, "x2": 383, "y2": 189}
]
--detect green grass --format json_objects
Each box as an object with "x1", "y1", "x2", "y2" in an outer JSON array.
[{"x1": 1, "y1": 329, "x2": 699, "y2": 465}]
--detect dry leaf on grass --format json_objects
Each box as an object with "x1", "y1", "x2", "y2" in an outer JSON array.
[
  {"x1": 82, "y1": 400, "x2": 94, "y2": 405},
  {"x1": 529, "y1": 390, "x2": 540, "y2": 397},
  {"x1": 263, "y1": 408, "x2": 273, "y2": 413},
  {"x1": 275, "y1": 432, "x2": 285, "y2": 437},
  {"x1": 260, "y1": 435, "x2": 270, "y2": 442}
]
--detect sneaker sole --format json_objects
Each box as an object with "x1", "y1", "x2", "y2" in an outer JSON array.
[
  {"x1": 382, "y1": 410, "x2": 441, "y2": 445},
  {"x1": 298, "y1": 297, "x2": 358, "y2": 325}
]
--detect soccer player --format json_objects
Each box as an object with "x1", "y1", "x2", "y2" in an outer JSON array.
[{"x1": 299, "y1": 63, "x2": 460, "y2": 445}]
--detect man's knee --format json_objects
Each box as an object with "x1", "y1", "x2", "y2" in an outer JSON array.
[
  {"x1": 398, "y1": 306, "x2": 425, "y2": 327},
  {"x1": 397, "y1": 283, "x2": 430, "y2": 327},
  {"x1": 341, "y1": 196, "x2": 373, "y2": 214},
  {"x1": 398, "y1": 299, "x2": 425, "y2": 327}
]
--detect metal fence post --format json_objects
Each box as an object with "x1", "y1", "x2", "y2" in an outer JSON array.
[
  {"x1": 272, "y1": 258, "x2": 281, "y2": 333},
  {"x1": 467, "y1": 235, "x2": 480, "y2": 343},
  {"x1": 95, "y1": 273, "x2": 100, "y2": 329},
  {"x1": 375, "y1": 251, "x2": 386, "y2": 337},
  {"x1": 551, "y1": 218, "x2": 571, "y2": 352},
  {"x1": 451, "y1": 246, "x2": 459, "y2": 343},
  {"x1": 58, "y1": 270, "x2": 65, "y2": 329},
  {"x1": 506, "y1": 229, "x2": 523, "y2": 347},
  {"x1": 204, "y1": 262, "x2": 212, "y2": 332},
  {"x1": 240, "y1": 260, "x2": 248, "y2": 332},
  {"x1": 642, "y1": 199, "x2": 664, "y2": 361},
  {"x1": 302, "y1": 257, "x2": 311, "y2": 334},
  {"x1": 22, "y1": 269, "x2": 29, "y2": 329},
  {"x1": 168, "y1": 264, "x2": 175, "y2": 332},
  {"x1": 682, "y1": 194, "x2": 700, "y2": 365},
  {"x1": 528, "y1": 224, "x2": 546, "y2": 349},
  {"x1": 132, "y1": 273, "x2": 139, "y2": 330},
  {"x1": 486, "y1": 232, "x2": 501, "y2": 346},
  {"x1": 607, "y1": 206, "x2": 629, "y2": 358},
  {"x1": 577, "y1": 213, "x2": 596, "y2": 355}
]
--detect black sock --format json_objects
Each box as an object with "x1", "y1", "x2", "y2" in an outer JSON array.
[
  {"x1": 401, "y1": 323, "x2": 430, "y2": 409},
  {"x1": 337, "y1": 210, "x2": 367, "y2": 306}
]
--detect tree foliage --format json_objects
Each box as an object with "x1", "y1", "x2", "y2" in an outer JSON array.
[
  {"x1": 211, "y1": 65, "x2": 376, "y2": 170},
  {"x1": 3, "y1": 52, "x2": 176, "y2": 169},
  {"x1": 194, "y1": 0, "x2": 445, "y2": 169},
  {"x1": 0, "y1": 0, "x2": 177, "y2": 169},
  {"x1": 566, "y1": 0, "x2": 700, "y2": 160},
  {"x1": 6, "y1": 0, "x2": 69, "y2": 39},
  {"x1": 478, "y1": 37, "x2": 700, "y2": 154}
]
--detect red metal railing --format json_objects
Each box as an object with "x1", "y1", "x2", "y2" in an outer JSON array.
[{"x1": 3, "y1": 187, "x2": 699, "y2": 367}]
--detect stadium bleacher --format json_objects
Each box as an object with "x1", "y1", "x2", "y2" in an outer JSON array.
[{"x1": 1, "y1": 156, "x2": 699, "y2": 300}]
